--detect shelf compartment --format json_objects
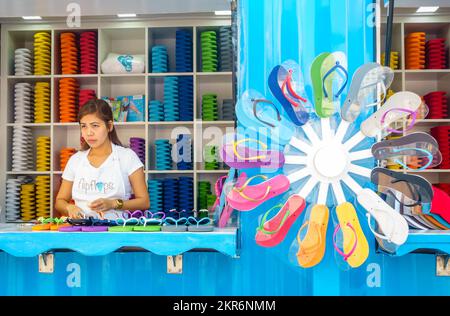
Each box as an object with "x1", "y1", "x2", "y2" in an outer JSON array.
[
  {"x1": 99, "y1": 28, "x2": 146, "y2": 74},
  {"x1": 53, "y1": 29, "x2": 98, "y2": 75},
  {"x1": 53, "y1": 76, "x2": 98, "y2": 123},
  {"x1": 7, "y1": 77, "x2": 52, "y2": 124},
  {"x1": 196, "y1": 74, "x2": 233, "y2": 120},
  {"x1": 148, "y1": 125, "x2": 194, "y2": 171},
  {"x1": 7, "y1": 126, "x2": 51, "y2": 172},
  {"x1": 6, "y1": 30, "x2": 52, "y2": 76},
  {"x1": 148, "y1": 27, "x2": 194, "y2": 74}
]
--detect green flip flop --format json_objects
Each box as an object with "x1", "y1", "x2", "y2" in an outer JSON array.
[{"x1": 311, "y1": 52, "x2": 331, "y2": 118}]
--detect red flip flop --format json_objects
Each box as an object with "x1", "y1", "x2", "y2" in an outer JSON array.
[
  {"x1": 430, "y1": 186, "x2": 450, "y2": 224},
  {"x1": 255, "y1": 194, "x2": 306, "y2": 247}
]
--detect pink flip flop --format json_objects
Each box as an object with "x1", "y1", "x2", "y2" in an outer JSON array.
[
  {"x1": 226, "y1": 172, "x2": 291, "y2": 211},
  {"x1": 255, "y1": 194, "x2": 306, "y2": 247},
  {"x1": 430, "y1": 186, "x2": 450, "y2": 224},
  {"x1": 221, "y1": 138, "x2": 285, "y2": 169}
]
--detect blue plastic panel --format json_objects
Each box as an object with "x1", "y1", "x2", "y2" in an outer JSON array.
[
  {"x1": 0, "y1": 226, "x2": 238, "y2": 257},
  {"x1": 394, "y1": 231, "x2": 450, "y2": 256}
]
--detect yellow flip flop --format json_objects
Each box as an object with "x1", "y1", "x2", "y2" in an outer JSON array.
[
  {"x1": 296, "y1": 204, "x2": 329, "y2": 268},
  {"x1": 334, "y1": 202, "x2": 369, "y2": 268}
]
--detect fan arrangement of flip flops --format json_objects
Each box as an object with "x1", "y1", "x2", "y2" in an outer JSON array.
[{"x1": 216, "y1": 51, "x2": 449, "y2": 269}]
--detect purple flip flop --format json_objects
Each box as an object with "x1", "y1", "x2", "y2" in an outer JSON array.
[
  {"x1": 59, "y1": 226, "x2": 82, "y2": 232},
  {"x1": 81, "y1": 226, "x2": 109, "y2": 232},
  {"x1": 221, "y1": 140, "x2": 285, "y2": 169}
]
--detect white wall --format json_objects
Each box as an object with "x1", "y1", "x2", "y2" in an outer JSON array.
[{"x1": 0, "y1": 0, "x2": 230, "y2": 18}]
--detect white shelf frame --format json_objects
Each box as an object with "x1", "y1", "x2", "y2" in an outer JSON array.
[
  {"x1": 0, "y1": 18, "x2": 234, "y2": 222},
  {"x1": 379, "y1": 15, "x2": 450, "y2": 184}
]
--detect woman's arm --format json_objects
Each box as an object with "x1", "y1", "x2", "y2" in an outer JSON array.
[{"x1": 55, "y1": 179, "x2": 83, "y2": 217}]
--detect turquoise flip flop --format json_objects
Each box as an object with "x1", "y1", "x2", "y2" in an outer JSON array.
[{"x1": 235, "y1": 89, "x2": 295, "y2": 146}]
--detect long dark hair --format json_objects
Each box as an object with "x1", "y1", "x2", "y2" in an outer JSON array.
[{"x1": 78, "y1": 98, "x2": 123, "y2": 151}]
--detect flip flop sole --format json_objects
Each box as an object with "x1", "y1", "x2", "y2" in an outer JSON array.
[
  {"x1": 162, "y1": 225, "x2": 188, "y2": 232},
  {"x1": 188, "y1": 225, "x2": 214, "y2": 232},
  {"x1": 133, "y1": 225, "x2": 161, "y2": 232},
  {"x1": 311, "y1": 52, "x2": 331, "y2": 118},
  {"x1": 335, "y1": 202, "x2": 369, "y2": 268},
  {"x1": 296, "y1": 204, "x2": 329, "y2": 268}
]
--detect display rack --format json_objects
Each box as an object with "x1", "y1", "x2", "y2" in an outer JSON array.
[
  {"x1": 0, "y1": 18, "x2": 234, "y2": 223},
  {"x1": 379, "y1": 15, "x2": 450, "y2": 255}
]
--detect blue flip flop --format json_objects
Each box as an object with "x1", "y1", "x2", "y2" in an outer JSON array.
[
  {"x1": 187, "y1": 216, "x2": 214, "y2": 232},
  {"x1": 162, "y1": 217, "x2": 188, "y2": 232},
  {"x1": 268, "y1": 61, "x2": 311, "y2": 126}
]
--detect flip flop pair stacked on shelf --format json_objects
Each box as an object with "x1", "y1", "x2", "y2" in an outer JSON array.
[
  {"x1": 424, "y1": 91, "x2": 447, "y2": 119},
  {"x1": 405, "y1": 32, "x2": 425, "y2": 69},
  {"x1": 426, "y1": 38, "x2": 446, "y2": 69},
  {"x1": 34, "y1": 32, "x2": 51, "y2": 75}
]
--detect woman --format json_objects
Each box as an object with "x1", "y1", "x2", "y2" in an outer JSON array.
[{"x1": 55, "y1": 98, "x2": 150, "y2": 219}]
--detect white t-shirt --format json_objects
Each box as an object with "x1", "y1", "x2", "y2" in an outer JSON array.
[{"x1": 62, "y1": 143, "x2": 144, "y2": 212}]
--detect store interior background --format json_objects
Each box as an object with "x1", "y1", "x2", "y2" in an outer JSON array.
[{"x1": 0, "y1": 0, "x2": 450, "y2": 295}]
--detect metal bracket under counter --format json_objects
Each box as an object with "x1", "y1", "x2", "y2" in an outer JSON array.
[{"x1": 436, "y1": 255, "x2": 450, "y2": 277}]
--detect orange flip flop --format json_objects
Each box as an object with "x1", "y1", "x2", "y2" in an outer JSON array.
[{"x1": 296, "y1": 204, "x2": 329, "y2": 268}]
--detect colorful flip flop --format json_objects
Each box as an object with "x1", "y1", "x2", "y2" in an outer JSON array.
[
  {"x1": 226, "y1": 172, "x2": 291, "y2": 211},
  {"x1": 429, "y1": 186, "x2": 450, "y2": 225},
  {"x1": 133, "y1": 218, "x2": 163, "y2": 232},
  {"x1": 357, "y1": 188, "x2": 409, "y2": 249},
  {"x1": 371, "y1": 167, "x2": 433, "y2": 214},
  {"x1": 342, "y1": 63, "x2": 393, "y2": 123},
  {"x1": 255, "y1": 194, "x2": 306, "y2": 247},
  {"x1": 372, "y1": 132, "x2": 442, "y2": 170},
  {"x1": 162, "y1": 217, "x2": 188, "y2": 232},
  {"x1": 312, "y1": 52, "x2": 348, "y2": 118},
  {"x1": 221, "y1": 136, "x2": 285, "y2": 169},
  {"x1": 108, "y1": 217, "x2": 140, "y2": 232},
  {"x1": 235, "y1": 89, "x2": 295, "y2": 146},
  {"x1": 360, "y1": 91, "x2": 423, "y2": 137},
  {"x1": 334, "y1": 202, "x2": 369, "y2": 268},
  {"x1": 187, "y1": 217, "x2": 214, "y2": 232},
  {"x1": 296, "y1": 204, "x2": 329, "y2": 268},
  {"x1": 268, "y1": 61, "x2": 311, "y2": 126}
]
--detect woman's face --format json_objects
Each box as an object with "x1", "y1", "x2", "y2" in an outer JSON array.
[{"x1": 79, "y1": 113, "x2": 112, "y2": 148}]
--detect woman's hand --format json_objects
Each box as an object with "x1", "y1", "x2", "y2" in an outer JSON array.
[
  {"x1": 89, "y1": 198, "x2": 115, "y2": 213},
  {"x1": 67, "y1": 204, "x2": 83, "y2": 218}
]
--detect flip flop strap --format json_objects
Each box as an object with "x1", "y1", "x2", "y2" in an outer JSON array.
[
  {"x1": 333, "y1": 223, "x2": 358, "y2": 261},
  {"x1": 234, "y1": 185, "x2": 272, "y2": 202},
  {"x1": 390, "y1": 179, "x2": 421, "y2": 203},
  {"x1": 385, "y1": 189, "x2": 421, "y2": 208},
  {"x1": 38, "y1": 217, "x2": 55, "y2": 224},
  {"x1": 165, "y1": 217, "x2": 187, "y2": 227},
  {"x1": 322, "y1": 61, "x2": 348, "y2": 99},
  {"x1": 233, "y1": 138, "x2": 268, "y2": 160},
  {"x1": 256, "y1": 204, "x2": 290, "y2": 235},
  {"x1": 296, "y1": 221, "x2": 322, "y2": 255},
  {"x1": 234, "y1": 174, "x2": 268, "y2": 190},
  {"x1": 392, "y1": 147, "x2": 433, "y2": 170},
  {"x1": 360, "y1": 80, "x2": 387, "y2": 108},
  {"x1": 187, "y1": 216, "x2": 211, "y2": 227},
  {"x1": 252, "y1": 98, "x2": 281, "y2": 128},
  {"x1": 366, "y1": 211, "x2": 396, "y2": 242},
  {"x1": 380, "y1": 108, "x2": 417, "y2": 133},
  {"x1": 281, "y1": 69, "x2": 307, "y2": 107}
]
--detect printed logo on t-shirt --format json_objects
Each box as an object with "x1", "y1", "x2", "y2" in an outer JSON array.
[{"x1": 78, "y1": 178, "x2": 115, "y2": 194}]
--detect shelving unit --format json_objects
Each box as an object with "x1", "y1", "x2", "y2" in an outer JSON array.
[
  {"x1": 0, "y1": 18, "x2": 234, "y2": 223},
  {"x1": 380, "y1": 16, "x2": 450, "y2": 183},
  {"x1": 379, "y1": 14, "x2": 450, "y2": 255}
]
